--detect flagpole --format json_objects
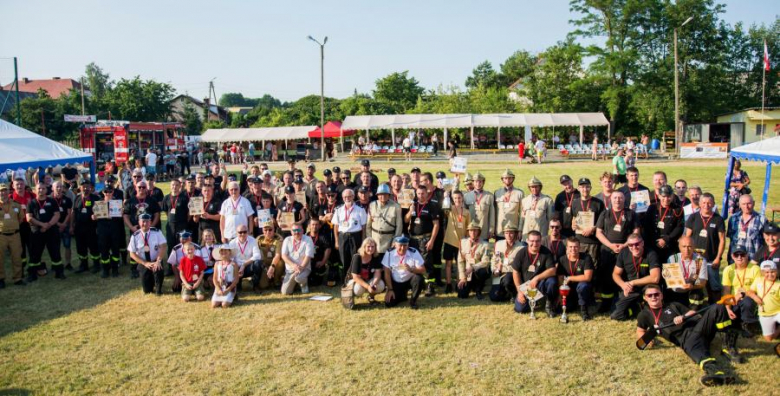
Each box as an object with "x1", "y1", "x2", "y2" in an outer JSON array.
[{"x1": 761, "y1": 39, "x2": 767, "y2": 140}]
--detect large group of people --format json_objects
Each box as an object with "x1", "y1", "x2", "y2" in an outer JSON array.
[{"x1": 0, "y1": 155, "x2": 778, "y2": 387}]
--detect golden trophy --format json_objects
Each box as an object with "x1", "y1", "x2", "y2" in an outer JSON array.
[{"x1": 526, "y1": 288, "x2": 538, "y2": 320}]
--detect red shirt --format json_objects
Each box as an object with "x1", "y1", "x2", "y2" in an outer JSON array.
[
  {"x1": 12, "y1": 191, "x2": 35, "y2": 223},
  {"x1": 179, "y1": 256, "x2": 206, "y2": 283}
]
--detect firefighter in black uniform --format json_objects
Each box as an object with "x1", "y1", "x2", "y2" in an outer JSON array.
[
  {"x1": 123, "y1": 181, "x2": 162, "y2": 234},
  {"x1": 161, "y1": 179, "x2": 190, "y2": 275},
  {"x1": 197, "y1": 182, "x2": 224, "y2": 243},
  {"x1": 406, "y1": 184, "x2": 441, "y2": 297},
  {"x1": 95, "y1": 181, "x2": 124, "y2": 278},
  {"x1": 644, "y1": 185, "x2": 684, "y2": 261},
  {"x1": 184, "y1": 174, "x2": 201, "y2": 242},
  {"x1": 72, "y1": 180, "x2": 100, "y2": 274},
  {"x1": 25, "y1": 182, "x2": 63, "y2": 281}
]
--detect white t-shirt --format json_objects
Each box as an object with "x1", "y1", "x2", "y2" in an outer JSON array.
[
  {"x1": 534, "y1": 140, "x2": 545, "y2": 151},
  {"x1": 145, "y1": 152, "x2": 157, "y2": 167},
  {"x1": 127, "y1": 228, "x2": 166, "y2": 261},
  {"x1": 219, "y1": 196, "x2": 255, "y2": 240},
  {"x1": 332, "y1": 204, "x2": 367, "y2": 234},
  {"x1": 402, "y1": 138, "x2": 411, "y2": 148},
  {"x1": 382, "y1": 248, "x2": 425, "y2": 283},
  {"x1": 229, "y1": 236, "x2": 262, "y2": 268},
  {"x1": 281, "y1": 235, "x2": 314, "y2": 270}
]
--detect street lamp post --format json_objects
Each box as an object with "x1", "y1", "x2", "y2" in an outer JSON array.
[
  {"x1": 308, "y1": 35, "x2": 328, "y2": 162},
  {"x1": 674, "y1": 16, "x2": 693, "y2": 153}
]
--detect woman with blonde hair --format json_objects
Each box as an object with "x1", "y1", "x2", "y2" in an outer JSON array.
[
  {"x1": 346, "y1": 237, "x2": 386, "y2": 304},
  {"x1": 200, "y1": 229, "x2": 218, "y2": 288}
]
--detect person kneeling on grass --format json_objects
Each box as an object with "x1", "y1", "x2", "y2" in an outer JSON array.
[
  {"x1": 280, "y1": 225, "x2": 314, "y2": 295},
  {"x1": 383, "y1": 236, "x2": 426, "y2": 309},
  {"x1": 179, "y1": 242, "x2": 206, "y2": 302},
  {"x1": 212, "y1": 245, "x2": 239, "y2": 308},
  {"x1": 457, "y1": 222, "x2": 492, "y2": 300},
  {"x1": 746, "y1": 261, "x2": 780, "y2": 343},
  {"x1": 636, "y1": 284, "x2": 738, "y2": 387},
  {"x1": 346, "y1": 237, "x2": 385, "y2": 305}
]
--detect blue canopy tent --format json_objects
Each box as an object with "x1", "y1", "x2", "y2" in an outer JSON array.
[
  {"x1": 722, "y1": 136, "x2": 780, "y2": 217},
  {"x1": 0, "y1": 118, "x2": 95, "y2": 185}
]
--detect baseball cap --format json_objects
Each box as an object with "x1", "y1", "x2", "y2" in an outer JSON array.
[
  {"x1": 361, "y1": 159, "x2": 370, "y2": 167},
  {"x1": 138, "y1": 213, "x2": 152, "y2": 221},
  {"x1": 323, "y1": 169, "x2": 332, "y2": 177},
  {"x1": 560, "y1": 175, "x2": 572, "y2": 184},
  {"x1": 760, "y1": 260, "x2": 777, "y2": 271},
  {"x1": 178, "y1": 230, "x2": 192, "y2": 239},
  {"x1": 326, "y1": 185, "x2": 339, "y2": 195},
  {"x1": 763, "y1": 222, "x2": 780, "y2": 234},
  {"x1": 307, "y1": 163, "x2": 316, "y2": 169},
  {"x1": 436, "y1": 171, "x2": 446, "y2": 179},
  {"x1": 658, "y1": 185, "x2": 674, "y2": 197},
  {"x1": 394, "y1": 235, "x2": 410, "y2": 244},
  {"x1": 284, "y1": 186, "x2": 295, "y2": 194},
  {"x1": 578, "y1": 178, "x2": 591, "y2": 186},
  {"x1": 411, "y1": 167, "x2": 421, "y2": 173},
  {"x1": 387, "y1": 168, "x2": 396, "y2": 174},
  {"x1": 358, "y1": 186, "x2": 370, "y2": 194}
]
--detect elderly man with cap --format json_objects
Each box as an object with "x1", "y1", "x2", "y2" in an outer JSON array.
[
  {"x1": 511, "y1": 230, "x2": 558, "y2": 317},
  {"x1": 93, "y1": 179, "x2": 125, "y2": 278},
  {"x1": 333, "y1": 188, "x2": 367, "y2": 282},
  {"x1": 71, "y1": 180, "x2": 100, "y2": 275},
  {"x1": 219, "y1": 181, "x2": 255, "y2": 244},
  {"x1": 457, "y1": 222, "x2": 492, "y2": 300},
  {"x1": 571, "y1": 177, "x2": 604, "y2": 268},
  {"x1": 367, "y1": 184, "x2": 403, "y2": 254},
  {"x1": 257, "y1": 221, "x2": 285, "y2": 289},
  {"x1": 464, "y1": 172, "x2": 495, "y2": 241},
  {"x1": 489, "y1": 224, "x2": 523, "y2": 302},
  {"x1": 280, "y1": 223, "x2": 315, "y2": 294},
  {"x1": 0, "y1": 183, "x2": 26, "y2": 287},
  {"x1": 166, "y1": 231, "x2": 202, "y2": 292},
  {"x1": 462, "y1": 173, "x2": 475, "y2": 194},
  {"x1": 383, "y1": 235, "x2": 426, "y2": 309},
  {"x1": 727, "y1": 194, "x2": 766, "y2": 263},
  {"x1": 494, "y1": 169, "x2": 524, "y2": 240},
  {"x1": 554, "y1": 175, "x2": 580, "y2": 238},
  {"x1": 127, "y1": 213, "x2": 167, "y2": 295},
  {"x1": 353, "y1": 159, "x2": 379, "y2": 189},
  {"x1": 645, "y1": 184, "x2": 685, "y2": 260},
  {"x1": 521, "y1": 176, "x2": 555, "y2": 240},
  {"x1": 753, "y1": 222, "x2": 780, "y2": 265}
]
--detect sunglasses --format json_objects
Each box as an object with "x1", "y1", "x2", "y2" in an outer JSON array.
[
  {"x1": 292, "y1": 229, "x2": 303, "y2": 233},
  {"x1": 133, "y1": 176, "x2": 143, "y2": 179},
  {"x1": 341, "y1": 177, "x2": 349, "y2": 180},
  {"x1": 549, "y1": 226, "x2": 561, "y2": 230},
  {"x1": 137, "y1": 187, "x2": 147, "y2": 190},
  {"x1": 627, "y1": 242, "x2": 643, "y2": 248},
  {"x1": 263, "y1": 228, "x2": 274, "y2": 232},
  {"x1": 237, "y1": 230, "x2": 248, "y2": 234},
  {"x1": 733, "y1": 252, "x2": 747, "y2": 257},
  {"x1": 644, "y1": 293, "x2": 661, "y2": 298}
]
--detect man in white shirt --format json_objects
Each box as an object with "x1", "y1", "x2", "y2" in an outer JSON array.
[
  {"x1": 383, "y1": 236, "x2": 426, "y2": 309},
  {"x1": 333, "y1": 189, "x2": 367, "y2": 274},
  {"x1": 281, "y1": 225, "x2": 314, "y2": 294},
  {"x1": 229, "y1": 224, "x2": 263, "y2": 292},
  {"x1": 219, "y1": 181, "x2": 255, "y2": 243},
  {"x1": 145, "y1": 150, "x2": 158, "y2": 177},
  {"x1": 127, "y1": 213, "x2": 167, "y2": 295}
]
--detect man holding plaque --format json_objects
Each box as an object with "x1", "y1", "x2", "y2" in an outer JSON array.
[
  {"x1": 556, "y1": 237, "x2": 595, "y2": 321},
  {"x1": 511, "y1": 231, "x2": 557, "y2": 317},
  {"x1": 520, "y1": 177, "x2": 555, "y2": 240},
  {"x1": 277, "y1": 186, "x2": 307, "y2": 238},
  {"x1": 383, "y1": 236, "x2": 426, "y2": 309},
  {"x1": 72, "y1": 180, "x2": 100, "y2": 275},
  {"x1": 464, "y1": 172, "x2": 494, "y2": 241},
  {"x1": 95, "y1": 182, "x2": 124, "y2": 278},
  {"x1": 456, "y1": 222, "x2": 492, "y2": 300},
  {"x1": 611, "y1": 233, "x2": 661, "y2": 320},
  {"x1": 123, "y1": 181, "x2": 162, "y2": 232},
  {"x1": 367, "y1": 184, "x2": 403, "y2": 254},
  {"x1": 553, "y1": 175, "x2": 580, "y2": 238},
  {"x1": 665, "y1": 236, "x2": 708, "y2": 310},
  {"x1": 684, "y1": 193, "x2": 725, "y2": 303},
  {"x1": 489, "y1": 225, "x2": 523, "y2": 302},
  {"x1": 617, "y1": 167, "x2": 650, "y2": 212},
  {"x1": 571, "y1": 177, "x2": 604, "y2": 268},
  {"x1": 494, "y1": 169, "x2": 524, "y2": 240}
]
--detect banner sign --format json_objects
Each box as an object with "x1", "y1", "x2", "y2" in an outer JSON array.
[
  {"x1": 679, "y1": 143, "x2": 728, "y2": 159},
  {"x1": 64, "y1": 115, "x2": 96, "y2": 122}
]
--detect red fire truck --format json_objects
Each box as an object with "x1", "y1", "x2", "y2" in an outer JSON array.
[{"x1": 80, "y1": 121, "x2": 185, "y2": 166}]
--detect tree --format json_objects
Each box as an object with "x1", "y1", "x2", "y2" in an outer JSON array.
[
  {"x1": 373, "y1": 71, "x2": 425, "y2": 113},
  {"x1": 180, "y1": 102, "x2": 203, "y2": 135},
  {"x1": 102, "y1": 77, "x2": 175, "y2": 121},
  {"x1": 83, "y1": 62, "x2": 111, "y2": 101},
  {"x1": 499, "y1": 50, "x2": 538, "y2": 86},
  {"x1": 11, "y1": 88, "x2": 80, "y2": 141},
  {"x1": 465, "y1": 61, "x2": 502, "y2": 90}
]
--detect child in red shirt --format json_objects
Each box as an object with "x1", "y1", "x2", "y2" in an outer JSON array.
[{"x1": 179, "y1": 242, "x2": 206, "y2": 301}]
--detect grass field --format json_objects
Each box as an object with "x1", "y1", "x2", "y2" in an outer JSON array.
[{"x1": 1, "y1": 159, "x2": 778, "y2": 395}]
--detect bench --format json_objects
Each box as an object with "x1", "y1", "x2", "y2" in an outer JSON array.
[{"x1": 348, "y1": 152, "x2": 431, "y2": 161}]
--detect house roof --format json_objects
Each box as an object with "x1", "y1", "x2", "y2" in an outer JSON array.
[
  {"x1": 171, "y1": 94, "x2": 228, "y2": 116},
  {"x1": 0, "y1": 90, "x2": 37, "y2": 114},
  {"x1": 1, "y1": 77, "x2": 82, "y2": 99},
  {"x1": 715, "y1": 107, "x2": 780, "y2": 118}
]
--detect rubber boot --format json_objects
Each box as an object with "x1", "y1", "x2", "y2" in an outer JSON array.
[
  {"x1": 444, "y1": 283, "x2": 453, "y2": 294},
  {"x1": 699, "y1": 361, "x2": 733, "y2": 387},
  {"x1": 424, "y1": 282, "x2": 435, "y2": 297},
  {"x1": 111, "y1": 263, "x2": 119, "y2": 278},
  {"x1": 545, "y1": 300, "x2": 557, "y2": 318},
  {"x1": 91, "y1": 259, "x2": 101, "y2": 274},
  {"x1": 54, "y1": 266, "x2": 66, "y2": 280},
  {"x1": 101, "y1": 265, "x2": 110, "y2": 279},
  {"x1": 74, "y1": 259, "x2": 89, "y2": 274},
  {"x1": 130, "y1": 266, "x2": 139, "y2": 279},
  {"x1": 581, "y1": 306, "x2": 592, "y2": 321},
  {"x1": 25, "y1": 267, "x2": 38, "y2": 283},
  {"x1": 722, "y1": 331, "x2": 745, "y2": 364}
]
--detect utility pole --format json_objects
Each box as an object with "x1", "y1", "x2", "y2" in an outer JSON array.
[
  {"x1": 209, "y1": 78, "x2": 220, "y2": 122},
  {"x1": 14, "y1": 57, "x2": 20, "y2": 125},
  {"x1": 674, "y1": 17, "x2": 693, "y2": 153},
  {"x1": 308, "y1": 35, "x2": 328, "y2": 161}
]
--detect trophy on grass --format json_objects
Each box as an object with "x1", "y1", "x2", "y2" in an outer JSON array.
[
  {"x1": 560, "y1": 277, "x2": 571, "y2": 324},
  {"x1": 527, "y1": 288, "x2": 539, "y2": 320}
]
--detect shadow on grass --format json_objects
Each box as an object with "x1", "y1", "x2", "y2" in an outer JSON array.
[
  {"x1": 0, "y1": 389, "x2": 31, "y2": 396},
  {"x1": 0, "y1": 263, "x2": 139, "y2": 338}
]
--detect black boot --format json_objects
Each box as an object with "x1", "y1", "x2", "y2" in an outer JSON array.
[
  {"x1": 25, "y1": 268, "x2": 38, "y2": 283},
  {"x1": 722, "y1": 331, "x2": 745, "y2": 364},
  {"x1": 545, "y1": 300, "x2": 557, "y2": 318},
  {"x1": 475, "y1": 289, "x2": 485, "y2": 300},
  {"x1": 111, "y1": 265, "x2": 119, "y2": 278},
  {"x1": 0, "y1": 279, "x2": 5, "y2": 289},
  {"x1": 74, "y1": 260, "x2": 89, "y2": 274},
  {"x1": 130, "y1": 265, "x2": 139, "y2": 279},
  {"x1": 101, "y1": 265, "x2": 110, "y2": 279},
  {"x1": 54, "y1": 266, "x2": 66, "y2": 280},
  {"x1": 700, "y1": 361, "x2": 733, "y2": 387},
  {"x1": 90, "y1": 260, "x2": 101, "y2": 274},
  {"x1": 64, "y1": 263, "x2": 74, "y2": 271},
  {"x1": 581, "y1": 306, "x2": 592, "y2": 321},
  {"x1": 444, "y1": 283, "x2": 453, "y2": 294},
  {"x1": 424, "y1": 283, "x2": 435, "y2": 297}
]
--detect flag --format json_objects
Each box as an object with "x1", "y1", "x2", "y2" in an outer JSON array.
[{"x1": 765, "y1": 39, "x2": 771, "y2": 71}]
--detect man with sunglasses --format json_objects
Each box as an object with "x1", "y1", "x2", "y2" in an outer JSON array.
[
  {"x1": 543, "y1": 218, "x2": 566, "y2": 266},
  {"x1": 636, "y1": 284, "x2": 737, "y2": 387},
  {"x1": 94, "y1": 178, "x2": 125, "y2": 278},
  {"x1": 123, "y1": 181, "x2": 162, "y2": 231},
  {"x1": 611, "y1": 233, "x2": 661, "y2": 320},
  {"x1": 229, "y1": 225, "x2": 262, "y2": 293},
  {"x1": 280, "y1": 224, "x2": 314, "y2": 294},
  {"x1": 337, "y1": 170, "x2": 356, "y2": 201}
]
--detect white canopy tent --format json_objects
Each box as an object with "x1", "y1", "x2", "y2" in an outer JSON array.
[
  {"x1": 0, "y1": 119, "x2": 95, "y2": 183},
  {"x1": 341, "y1": 113, "x2": 610, "y2": 149},
  {"x1": 201, "y1": 126, "x2": 316, "y2": 148}
]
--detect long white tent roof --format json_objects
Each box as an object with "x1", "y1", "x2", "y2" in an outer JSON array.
[
  {"x1": 201, "y1": 126, "x2": 316, "y2": 142},
  {"x1": 0, "y1": 118, "x2": 93, "y2": 171},
  {"x1": 341, "y1": 113, "x2": 609, "y2": 130}
]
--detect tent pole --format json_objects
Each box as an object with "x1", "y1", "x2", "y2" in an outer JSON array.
[
  {"x1": 579, "y1": 125, "x2": 584, "y2": 147},
  {"x1": 340, "y1": 127, "x2": 344, "y2": 155},
  {"x1": 391, "y1": 128, "x2": 395, "y2": 150},
  {"x1": 721, "y1": 156, "x2": 735, "y2": 217},
  {"x1": 761, "y1": 163, "x2": 772, "y2": 215},
  {"x1": 497, "y1": 126, "x2": 501, "y2": 149},
  {"x1": 470, "y1": 126, "x2": 474, "y2": 150},
  {"x1": 444, "y1": 128, "x2": 448, "y2": 151}
]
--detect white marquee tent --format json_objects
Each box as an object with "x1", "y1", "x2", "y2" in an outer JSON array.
[
  {"x1": 340, "y1": 113, "x2": 610, "y2": 148},
  {"x1": 0, "y1": 118, "x2": 95, "y2": 183},
  {"x1": 201, "y1": 126, "x2": 316, "y2": 143}
]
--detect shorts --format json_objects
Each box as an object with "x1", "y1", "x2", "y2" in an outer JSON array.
[
  {"x1": 60, "y1": 228, "x2": 71, "y2": 249},
  {"x1": 181, "y1": 282, "x2": 206, "y2": 298},
  {"x1": 166, "y1": 164, "x2": 175, "y2": 173},
  {"x1": 146, "y1": 166, "x2": 156, "y2": 175},
  {"x1": 443, "y1": 243, "x2": 459, "y2": 261},
  {"x1": 613, "y1": 173, "x2": 627, "y2": 184},
  {"x1": 758, "y1": 313, "x2": 780, "y2": 336},
  {"x1": 403, "y1": 147, "x2": 411, "y2": 153}
]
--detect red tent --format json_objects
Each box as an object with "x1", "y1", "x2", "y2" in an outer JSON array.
[{"x1": 308, "y1": 121, "x2": 355, "y2": 138}]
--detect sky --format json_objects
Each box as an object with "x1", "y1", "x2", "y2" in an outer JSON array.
[{"x1": 0, "y1": 0, "x2": 777, "y2": 103}]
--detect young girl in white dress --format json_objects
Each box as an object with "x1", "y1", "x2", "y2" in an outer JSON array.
[{"x1": 211, "y1": 245, "x2": 239, "y2": 308}]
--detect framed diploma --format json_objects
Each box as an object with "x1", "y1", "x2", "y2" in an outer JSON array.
[
  {"x1": 188, "y1": 197, "x2": 204, "y2": 216},
  {"x1": 631, "y1": 190, "x2": 651, "y2": 213},
  {"x1": 279, "y1": 212, "x2": 295, "y2": 229},
  {"x1": 574, "y1": 212, "x2": 595, "y2": 234},
  {"x1": 108, "y1": 200, "x2": 123, "y2": 218},
  {"x1": 662, "y1": 263, "x2": 686, "y2": 289},
  {"x1": 93, "y1": 201, "x2": 109, "y2": 219},
  {"x1": 399, "y1": 189, "x2": 416, "y2": 209}
]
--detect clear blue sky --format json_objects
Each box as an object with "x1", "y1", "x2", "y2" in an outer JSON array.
[{"x1": 0, "y1": 0, "x2": 776, "y2": 102}]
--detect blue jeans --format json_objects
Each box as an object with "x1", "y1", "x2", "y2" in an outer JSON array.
[{"x1": 514, "y1": 277, "x2": 557, "y2": 313}]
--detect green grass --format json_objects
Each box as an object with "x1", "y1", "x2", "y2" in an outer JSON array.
[{"x1": 0, "y1": 159, "x2": 778, "y2": 395}]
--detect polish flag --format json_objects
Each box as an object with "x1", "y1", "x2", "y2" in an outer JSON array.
[{"x1": 765, "y1": 40, "x2": 771, "y2": 71}]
